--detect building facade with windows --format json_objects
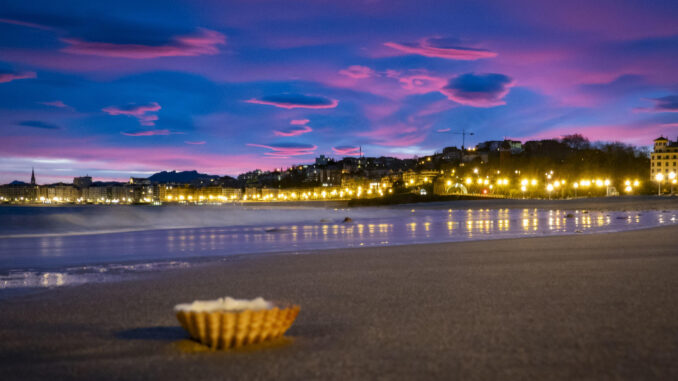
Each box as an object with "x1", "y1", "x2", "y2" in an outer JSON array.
[{"x1": 651, "y1": 137, "x2": 678, "y2": 179}]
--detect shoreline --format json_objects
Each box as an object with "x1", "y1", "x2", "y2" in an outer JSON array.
[
  {"x1": 2, "y1": 196, "x2": 678, "y2": 240},
  {"x1": 4, "y1": 195, "x2": 678, "y2": 211},
  {"x1": 2, "y1": 224, "x2": 678, "y2": 379}
]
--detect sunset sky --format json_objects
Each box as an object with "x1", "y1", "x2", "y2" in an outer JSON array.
[{"x1": 1, "y1": 0, "x2": 677, "y2": 183}]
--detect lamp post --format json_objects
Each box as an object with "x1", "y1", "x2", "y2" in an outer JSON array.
[
  {"x1": 573, "y1": 182, "x2": 579, "y2": 198},
  {"x1": 546, "y1": 183, "x2": 554, "y2": 200},
  {"x1": 670, "y1": 172, "x2": 676, "y2": 195},
  {"x1": 655, "y1": 173, "x2": 664, "y2": 195}
]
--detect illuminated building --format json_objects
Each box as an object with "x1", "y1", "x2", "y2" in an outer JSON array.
[{"x1": 651, "y1": 136, "x2": 678, "y2": 179}]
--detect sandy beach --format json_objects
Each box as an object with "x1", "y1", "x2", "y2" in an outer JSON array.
[{"x1": 2, "y1": 222, "x2": 678, "y2": 380}]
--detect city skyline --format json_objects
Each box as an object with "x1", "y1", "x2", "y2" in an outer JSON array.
[{"x1": 2, "y1": 0, "x2": 678, "y2": 183}]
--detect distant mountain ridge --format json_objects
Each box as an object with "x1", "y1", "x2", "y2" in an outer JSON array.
[{"x1": 148, "y1": 170, "x2": 218, "y2": 184}]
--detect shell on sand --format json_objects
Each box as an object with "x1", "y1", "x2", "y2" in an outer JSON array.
[{"x1": 175, "y1": 305, "x2": 300, "y2": 349}]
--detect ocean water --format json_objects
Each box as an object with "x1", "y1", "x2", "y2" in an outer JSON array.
[{"x1": 1, "y1": 205, "x2": 676, "y2": 290}]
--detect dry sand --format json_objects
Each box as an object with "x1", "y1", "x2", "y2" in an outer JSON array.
[{"x1": 2, "y1": 224, "x2": 678, "y2": 380}]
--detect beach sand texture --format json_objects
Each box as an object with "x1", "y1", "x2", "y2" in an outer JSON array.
[{"x1": 1, "y1": 224, "x2": 678, "y2": 380}]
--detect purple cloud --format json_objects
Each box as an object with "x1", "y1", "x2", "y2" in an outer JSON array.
[
  {"x1": 102, "y1": 102, "x2": 161, "y2": 126},
  {"x1": 440, "y1": 73, "x2": 515, "y2": 107},
  {"x1": 290, "y1": 119, "x2": 310, "y2": 125},
  {"x1": 185, "y1": 140, "x2": 206, "y2": 145},
  {"x1": 18, "y1": 120, "x2": 61, "y2": 130},
  {"x1": 40, "y1": 100, "x2": 69, "y2": 108},
  {"x1": 121, "y1": 129, "x2": 172, "y2": 136},
  {"x1": 274, "y1": 125, "x2": 312, "y2": 137},
  {"x1": 396, "y1": 73, "x2": 447, "y2": 94},
  {"x1": 247, "y1": 143, "x2": 317, "y2": 157},
  {"x1": 384, "y1": 37, "x2": 497, "y2": 60},
  {"x1": 0, "y1": 18, "x2": 53, "y2": 31},
  {"x1": 274, "y1": 119, "x2": 313, "y2": 137},
  {"x1": 339, "y1": 65, "x2": 374, "y2": 79},
  {"x1": 332, "y1": 146, "x2": 361, "y2": 156},
  {"x1": 644, "y1": 95, "x2": 678, "y2": 112},
  {"x1": 245, "y1": 94, "x2": 339, "y2": 109},
  {"x1": 0, "y1": 71, "x2": 36, "y2": 84},
  {"x1": 61, "y1": 28, "x2": 225, "y2": 59}
]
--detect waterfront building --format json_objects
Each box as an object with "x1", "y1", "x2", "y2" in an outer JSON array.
[
  {"x1": 651, "y1": 136, "x2": 678, "y2": 179},
  {"x1": 73, "y1": 176, "x2": 92, "y2": 188}
]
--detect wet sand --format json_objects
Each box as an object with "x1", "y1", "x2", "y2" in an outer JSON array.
[{"x1": 2, "y1": 224, "x2": 678, "y2": 380}]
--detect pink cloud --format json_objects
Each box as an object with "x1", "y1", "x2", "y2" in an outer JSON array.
[
  {"x1": 61, "y1": 28, "x2": 226, "y2": 59},
  {"x1": 0, "y1": 18, "x2": 53, "y2": 31},
  {"x1": 247, "y1": 143, "x2": 317, "y2": 156},
  {"x1": 437, "y1": 128, "x2": 451, "y2": 133},
  {"x1": 384, "y1": 38, "x2": 497, "y2": 60},
  {"x1": 290, "y1": 119, "x2": 310, "y2": 125},
  {"x1": 274, "y1": 125, "x2": 313, "y2": 137},
  {"x1": 332, "y1": 146, "x2": 361, "y2": 156},
  {"x1": 121, "y1": 129, "x2": 172, "y2": 136},
  {"x1": 0, "y1": 71, "x2": 36, "y2": 83},
  {"x1": 358, "y1": 123, "x2": 429, "y2": 147},
  {"x1": 103, "y1": 102, "x2": 161, "y2": 126},
  {"x1": 245, "y1": 94, "x2": 339, "y2": 109},
  {"x1": 185, "y1": 141, "x2": 206, "y2": 145},
  {"x1": 397, "y1": 73, "x2": 447, "y2": 94},
  {"x1": 40, "y1": 100, "x2": 69, "y2": 108},
  {"x1": 338, "y1": 65, "x2": 374, "y2": 79}
]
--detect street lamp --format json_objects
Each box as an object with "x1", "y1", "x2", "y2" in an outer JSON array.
[
  {"x1": 573, "y1": 182, "x2": 579, "y2": 198},
  {"x1": 546, "y1": 183, "x2": 554, "y2": 200},
  {"x1": 655, "y1": 173, "x2": 664, "y2": 195},
  {"x1": 670, "y1": 172, "x2": 676, "y2": 194}
]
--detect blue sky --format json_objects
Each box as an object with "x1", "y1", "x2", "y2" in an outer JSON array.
[{"x1": 1, "y1": 0, "x2": 677, "y2": 182}]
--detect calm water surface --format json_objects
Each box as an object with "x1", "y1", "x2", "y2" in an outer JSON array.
[{"x1": 0, "y1": 205, "x2": 676, "y2": 290}]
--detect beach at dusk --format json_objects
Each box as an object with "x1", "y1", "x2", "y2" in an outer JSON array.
[{"x1": 3, "y1": 0, "x2": 678, "y2": 379}]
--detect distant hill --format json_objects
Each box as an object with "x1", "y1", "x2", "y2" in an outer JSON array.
[
  {"x1": 148, "y1": 170, "x2": 220, "y2": 184},
  {"x1": 8, "y1": 180, "x2": 28, "y2": 185}
]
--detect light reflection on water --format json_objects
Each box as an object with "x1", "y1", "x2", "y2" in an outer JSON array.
[{"x1": 1, "y1": 208, "x2": 676, "y2": 290}]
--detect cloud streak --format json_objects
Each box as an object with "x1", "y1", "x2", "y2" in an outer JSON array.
[
  {"x1": 40, "y1": 100, "x2": 69, "y2": 108},
  {"x1": 18, "y1": 120, "x2": 61, "y2": 130},
  {"x1": 103, "y1": 102, "x2": 161, "y2": 126},
  {"x1": 339, "y1": 65, "x2": 374, "y2": 79},
  {"x1": 642, "y1": 95, "x2": 678, "y2": 113},
  {"x1": 247, "y1": 143, "x2": 317, "y2": 157},
  {"x1": 246, "y1": 94, "x2": 339, "y2": 109},
  {"x1": 61, "y1": 28, "x2": 225, "y2": 59},
  {"x1": 274, "y1": 119, "x2": 313, "y2": 137},
  {"x1": 0, "y1": 71, "x2": 36, "y2": 83},
  {"x1": 274, "y1": 125, "x2": 312, "y2": 137},
  {"x1": 332, "y1": 145, "x2": 361, "y2": 156},
  {"x1": 121, "y1": 129, "x2": 172, "y2": 136},
  {"x1": 384, "y1": 37, "x2": 497, "y2": 60}
]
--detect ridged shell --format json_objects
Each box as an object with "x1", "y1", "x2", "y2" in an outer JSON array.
[{"x1": 176, "y1": 305, "x2": 300, "y2": 349}]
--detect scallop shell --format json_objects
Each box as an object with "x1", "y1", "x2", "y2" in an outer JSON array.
[{"x1": 175, "y1": 305, "x2": 300, "y2": 349}]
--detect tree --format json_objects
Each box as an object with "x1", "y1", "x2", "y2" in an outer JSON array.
[{"x1": 560, "y1": 134, "x2": 590, "y2": 150}]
